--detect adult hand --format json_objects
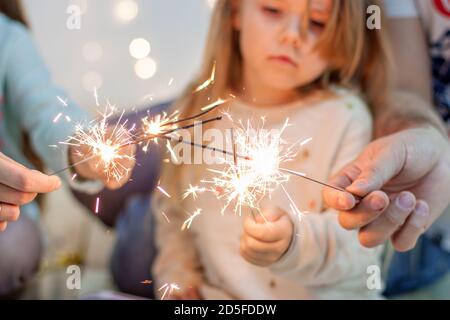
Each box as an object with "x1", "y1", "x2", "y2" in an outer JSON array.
[
  {"x1": 323, "y1": 126, "x2": 450, "y2": 252},
  {"x1": 0, "y1": 152, "x2": 61, "y2": 232}
]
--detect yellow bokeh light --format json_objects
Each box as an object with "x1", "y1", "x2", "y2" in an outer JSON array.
[
  {"x1": 129, "y1": 38, "x2": 151, "y2": 59},
  {"x1": 134, "y1": 57, "x2": 157, "y2": 79}
]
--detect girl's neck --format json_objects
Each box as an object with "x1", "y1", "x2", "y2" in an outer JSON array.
[{"x1": 237, "y1": 70, "x2": 301, "y2": 108}]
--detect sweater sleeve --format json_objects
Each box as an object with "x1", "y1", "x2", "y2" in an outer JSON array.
[
  {"x1": 152, "y1": 166, "x2": 204, "y2": 297},
  {"x1": 4, "y1": 22, "x2": 102, "y2": 193},
  {"x1": 270, "y1": 99, "x2": 383, "y2": 288}
]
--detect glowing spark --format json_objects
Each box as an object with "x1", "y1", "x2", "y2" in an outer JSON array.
[
  {"x1": 158, "y1": 283, "x2": 180, "y2": 300},
  {"x1": 65, "y1": 116, "x2": 72, "y2": 122},
  {"x1": 141, "y1": 111, "x2": 180, "y2": 144},
  {"x1": 71, "y1": 173, "x2": 78, "y2": 181},
  {"x1": 182, "y1": 209, "x2": 202, "y2": 230},
  {"x1": 201, "y1": 98, "x2": 228, "y2": 111},
  {"x1": 202, "y1": 118, "x2": 299, "y2": 216},
  {"x1": 168, "y1": 78, "x2": 174, "y2": 86},
  {"x1": 157, "y1": 185, "x2": 172, "y2": 198},
  {"x1": 60, "y1": 104, "x2": 135, "y2": 183},
  {"x1": 53, "y1": 113, "x2": 63, "y2": 123},
  {"x1": 300, "y1": 137, "x2": 313, "y2": 146},
  {"x1": 141, "y1": 280, "x2": 153, "y2": 285},
  {"x1": 161, "y1": 211, "x2": 170, "y2": 223},
  {"x1": 95, "y1": 197, "x2": 100, "y2": 214},
  {"x1": 182, "y1": 184, "x2": 206, "y2": 200},
  {"x1": 57, "y1": 96, "x2": 68, "y2": 107},
  {"x1": 194, "y1": 62, "x2": 215, "y2": 93},
  {"x1": 94, "y1": 87, "x2": 100, "y2": 106}
]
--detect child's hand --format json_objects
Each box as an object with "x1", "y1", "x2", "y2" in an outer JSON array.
[
  {"x1": 170, "y1": 287, "x2": 202, "y2": 300},
  {"x1": 69, "y1": 128, "x2": 136, "y2": 190},
  {"x1": 240, "y1": 205, "x2": 294, "y2": 267}
]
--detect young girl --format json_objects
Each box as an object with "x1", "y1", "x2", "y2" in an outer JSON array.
[
  {"x1": 153, "y1": 0, "x2": 390, "y2": 299},
  {"x1": 0, "y1": 1, "x2": 134, "y2": 297}
]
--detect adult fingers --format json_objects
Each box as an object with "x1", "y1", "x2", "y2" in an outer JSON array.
[
  {"x1": 323, "y1": 163, "x2": 361, "y2": 211},
  {"x1": 338, "y1": 191, "x2": 390, "y2": 230},
  {"x1": 0, "y1": 203, "x2": 20, "y2": 222},
  {"x1": 358, "y1": 191, "x2": 416, "y2": 248},
  {"x1": 0, "y1": 156, "x2": 61, "y2": 193},
  {"x1": 0, "y1": 183, "x2": 37, "y2": 206},
  {"x1": 392, "y1": 200, "x2": 430, "y2": 252},
  {"x1": 346, "y1": 146, "x2": 406, "y2": 199}
]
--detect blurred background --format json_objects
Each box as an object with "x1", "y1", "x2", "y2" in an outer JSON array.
[{"x1": 20, "y1": 0, "x2": 216, "y2": 299}]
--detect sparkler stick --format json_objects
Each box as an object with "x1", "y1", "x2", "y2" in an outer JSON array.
[{"x1": 278, "y1": 168, "x2": 361, "y2": 201}]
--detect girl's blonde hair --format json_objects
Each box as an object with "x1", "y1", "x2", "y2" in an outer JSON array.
[{"x1": 156, "y1": 0, "x2": 391, "y2": 210}]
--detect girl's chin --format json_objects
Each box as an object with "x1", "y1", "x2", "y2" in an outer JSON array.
[{"x1": 261, "y1": 76, "x2": 304, "y2": 91}]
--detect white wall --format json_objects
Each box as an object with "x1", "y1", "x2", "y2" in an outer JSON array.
[{"x1": 23, "y1": 0, "x2": 214, "y2": 111}]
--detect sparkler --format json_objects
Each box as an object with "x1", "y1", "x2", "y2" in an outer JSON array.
[
  {"x1": 55, "y1": 104, "x2": 136, "y2": 183},
  {"x1": 198, "y1": 118, "x2": 297, "y2": 216},
  {"x1": 183, "y1": 116, "x2": 360, "y2": 220}
]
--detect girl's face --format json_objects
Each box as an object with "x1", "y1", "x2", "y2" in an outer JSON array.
[{"x1": 233, "y1": 0, "x2": 333, "y2": 100}]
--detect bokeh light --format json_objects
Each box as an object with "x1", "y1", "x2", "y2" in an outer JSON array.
[
  {"x1": 134, "y1": 57, "x2": 157, "y2": 79},
  {"x1": 129, "y1": 38, "x2": 151, "y2": 59},
  {"x1": 82, "y1": 71, "x2": 103, "y2": 91},
  {"x1": 82, "y1": 41, "x2": 103, "y2": 62},
  {"x1": 114, "y1": 0, "x2": 139, "y2": 22}
]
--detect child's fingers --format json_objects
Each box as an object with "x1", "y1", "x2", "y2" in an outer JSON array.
[
  {"x1": 259, "y1": 205, "x2": 288, "y2": 223},
  {"x1": 240, "y1": 239, "x2": 282, "y2": 266},
  {"x1": 241, "y1": 234, "x2": 286, "y2": 257},
  {"x1": 243, "y1": 215, "x2": 291, "y2": 242}
]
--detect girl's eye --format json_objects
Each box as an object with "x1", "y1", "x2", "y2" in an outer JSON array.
[
  {"x1": 310, "y1": 19, "x2": 326, "y2": 30},
  {"x1": 310, "y1": 20, "x2": 325, "y2": 33},
  {"x1": 262, "y1": 6, "x2": 282, "y2": 16}
]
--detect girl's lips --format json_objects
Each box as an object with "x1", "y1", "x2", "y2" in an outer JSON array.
[{"x1": 268, "y1": 55, "x2": 298, "y2": 67}]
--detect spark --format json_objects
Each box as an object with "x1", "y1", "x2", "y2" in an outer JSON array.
[
  {"x1": 60, "y1": 104, "x2": 136, "y2": 183},
  {"x1": 71, "y1": 173, "x2": 78, "y2": 181},
  {"x1": 53, "y1": 113, "x2": 63, "y2": 123},
  {"x1": 141, "y1": 110, "x2": 180, "y2": 145},
  {"x1": 182, "y1": 209, "x2": 202, "y2": 231},
  {"x1": 201, "y1": 118, "x2": 301, "y2": 216},
  {"x1": 182, "y1": 184, "x2": 206, "y2": 200},
  {"x1": 194, "y1": 62, "x2": 215, "y2": 93},
  {"x1": 158, "y1": 283, "x2": 180, "y2": 300},
  {"x1": 300, "y1": 137, "x2": 313, "y2": 146},
  {"x1": 141, "y1": 280, "x2": 153, "y2": 285},
  {"x1": 161, "y1": 211, "x2": 170, "y2": 223},
  {"x1": 94, "y1": 87, "x2": 99, "y2": 106},
  {"x1": 200, "y1": 98, "x2": 228, "y2": 111},
  {"x1": 157, "y1": 185, "x2": 172, "y2": 198},
  {"x1": 95, "y1": 197, "x2": 100, "y2": 214},
  {"x1": 168, "y1": 78, "x2": 174, "y2": 86},
  {"x1": 57, "y1": 96, "x2": 68, "y2": 107}
]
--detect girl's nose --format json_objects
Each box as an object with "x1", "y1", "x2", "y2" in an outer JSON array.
[{"x1": 280, "y1": 16, "x2": 302, "y2": 48}]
